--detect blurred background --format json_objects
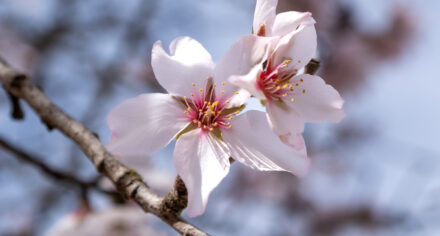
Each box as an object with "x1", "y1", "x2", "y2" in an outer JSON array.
[{"x1": 0, "y1": 0, "x2": 438, "y2": 235}]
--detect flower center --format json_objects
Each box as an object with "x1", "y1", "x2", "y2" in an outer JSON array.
[
  {"x1": 180, "y1": 77, "x2": 242, "y2": 132},
  {"x1": 258, "y1": 59, "x2": 306, "y2": 102}
]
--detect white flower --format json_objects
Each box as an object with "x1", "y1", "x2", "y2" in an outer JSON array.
[
  {"x1": 230, "y1": 0, "x2": 345, "y2": 149},
  {"x1": 107, "y1": 37, "x2": 310, "y2": 217}
]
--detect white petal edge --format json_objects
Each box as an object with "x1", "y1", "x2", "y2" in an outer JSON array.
[
  {"x1": 253, "y1": 0, "x2": 278, "y2": 35},
  {"x1": 272, "y1": 24, "x2": 317, "y2": 72},
  {"x1": 223, "y1": 110, "x2": 310, "y2": 177},
  {"x1": 107, "y1": 93, "x2": 188, "y2": 157},
  {"x1": 271, "y1": 11, "x2": 315, "y2": 37},
  {"x1": 174, "y1": 129, "x2": 230, "y2": 217},
  {"x1": 151, "y1": 37, "x2": 215, "y2": 97},
  {"x1": 289, "y1": 74, "x2": 345, "y2": 122}
]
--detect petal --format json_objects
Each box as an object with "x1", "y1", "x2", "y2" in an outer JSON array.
[
  {"x1": 215, "y1": 35, "x2": 274, "y2": 98},
  {"x1": 226, "y1": 88, "x2": 251, "y2": 109},
  {"x1": 229, "y1": 65, "x2": 266, "y2": 100},
  {"x1": 272, "y1": 24, "x2": 317, "y2": 72},
  {"x1": 151, "y1": 37, "x2": 215, "y2": 97},
  {"x1": 174, "y1": 129, "x2": 230, "y2": 217},
  {"x1": 223, "y1": 110, "x2": 310, "y2": 177},
  {"x1": 290, "y1": 74, "x2": 345, "y2": 122},
  {"x1": 271, "y1": 11, "x2": 315, "y2": 37},
  {"x1": 266, "y1": 100, "x2": 305, "y2": 135},
  {"x1": 253, "y1": 0, "x2": 278, "y2": 36},
  {"x1": 107, "y1": 93, "x2": 188, "y2": 157}
]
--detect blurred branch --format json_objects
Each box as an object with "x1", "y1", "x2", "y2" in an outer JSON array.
[
  {"x1": 0, "y1": 58, "x2": 209, "y2": 236},
  {"x1": 0, "y1": 136, "x2": 96, "y2": 189}
]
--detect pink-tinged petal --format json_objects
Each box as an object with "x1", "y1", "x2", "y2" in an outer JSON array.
[
  {"x1": 279, "y1": 133, "x2": 306, "y2": 151},
  {"x1": 151, "y1": 37, "x2": 215, "y2": 97},
  {"x1": 229, "y1": 65, "x2": 265, "y2": 99},
  {"x1": 174, "y1": 129, "x2": 230, "y2": 217},
  {"x1": 215, "y1": 35, "x2": 274, "y2": 98},
  {"x1": 290, "y1": 74, "x2": 345, "y2": 122},
  {"x1": 272, "y1": 24, "x2": 317, "y2": 71},
  {"x1": 223, "y1": 110, "x2": 310, "y2": 177},
  {"x1": 107, "y1": 93, "x2": 188, "y2": 157},
  {"x1": 253, "y1": 0, "x2": 278, "y2": 36},
  {"x1": 266, "y1": 100, "x2": 305, "y2": 135},
  {"x1": 271, "y1": 11, "x2": 315, "y2": 37}
]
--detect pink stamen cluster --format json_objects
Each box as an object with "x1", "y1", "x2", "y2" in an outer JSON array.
[
  {"x1": 258, "y1": 59, "x2": 306, "y2": 102},
  {"x1": 182, "y1": 78, "x2": 239, "y2": 131}
]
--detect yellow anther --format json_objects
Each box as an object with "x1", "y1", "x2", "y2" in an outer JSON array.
[
  {"x1": 294, "y1": 69, "x2": 298, "y2": 73},
  {"x1": 212, "y1": 101, "x2": 219, "y2": 107},
  {"x1": 235, "y1": 91, "x2": 239, "y2": 95},
  {"x1": 222, "y1": 82, "x2": 226, "y2": 86},
  {"x1": 235, "y1": 110, "x2": 240, "y2": 114},
  {"x1": 203, "y1": 125, "x2": 207, "y2": 129},
  {"x1": 184, "y1": 111, "x2": 188, "y2": 114},
  {"x1": 190, "y1": 93, "x2": 194, "y2": 97},
  {"x1": 187, "y1": 107, "x2": 191, "y2": 111},
  {"x1": 282, "y1": 93, "x2": 287, "y2": 96},
  {"x1": 300, "y1": 78, "x2": 304, "y2": 82},
  {"x1": 183, "y1": 96, "x2": 187, "y2": 99},
  {"x1": 291, "y1": 98, "x2": 295, "y2": 102},
  {"x1": 206, "y1": 77, "x2": 210, "y2": 81},
  {"x1": 213, "y1": 83, "x2": 217, "y2": 87},
  {"x1": 226, "y1": 100, "x2": 230, "y2": 104},
  {"x1": 209, "y1": 127, "x2": 214, "y2": 131},
  {"x1": 285, "y1": 59, "x2": 292, "y2": 63},
  {"x1": 302, "y1": 89, "x2": 306, "y2": 94},
  {"x1": 229, "y1": 116, "x2": 233, "y2": 120},
  {"x1": 199, "y1": 89, "x2": 203, "y2": 92},
  {"x1": 282, "y1": 84, "x2": 289, "y2": 88},
  {"x1": 295, "y1": 83, "x2": 299, "y2": 86},
  {"x1": 228, "y1": 124, "x2": 232, "y2": 128},
  {"x1": 221, "y1": 91, "x2": 225, "y2": 95},
  {"x1": 193, "y1": 119, "x2": 198, "y2": 123},
  {"x1": 213, "y1": 122, "x2": 218, "y2": 126},
  {"x1": 199, "y1": 109, "x2": 202, "y2": 112},
  {"x1": 192, "y1": 83, "x2": 196, "y2": 87}
]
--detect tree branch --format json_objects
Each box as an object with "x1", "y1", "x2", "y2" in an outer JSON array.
[
  {"x1": 0, "y1": 136, "x2": 96, "y2": 188},
  {"x1": 0, "y1": 58, "x2": 209, "y2": 236}
]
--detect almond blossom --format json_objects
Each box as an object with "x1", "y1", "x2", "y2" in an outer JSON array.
[
  {"x1": 106, "y1": 36, "x2": 310, "y2": 217},
  {"x1": 229, "y1": 0, "x2": 345, "y2": 149}
]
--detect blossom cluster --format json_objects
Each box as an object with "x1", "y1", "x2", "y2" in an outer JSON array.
[{"x1": 107, "y1": 0, "x2": 344, "y2": 217}]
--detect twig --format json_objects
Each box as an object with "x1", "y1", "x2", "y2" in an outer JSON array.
[
  {"x1": 0, "y1": 58, "x2": 209, "y2": 236},
  {"x1": 0, "y1": 136, "x2": 121, "y2": 201},
  {"x1": 0, "y1": 136, "x2": 96, "y2": 189}
]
